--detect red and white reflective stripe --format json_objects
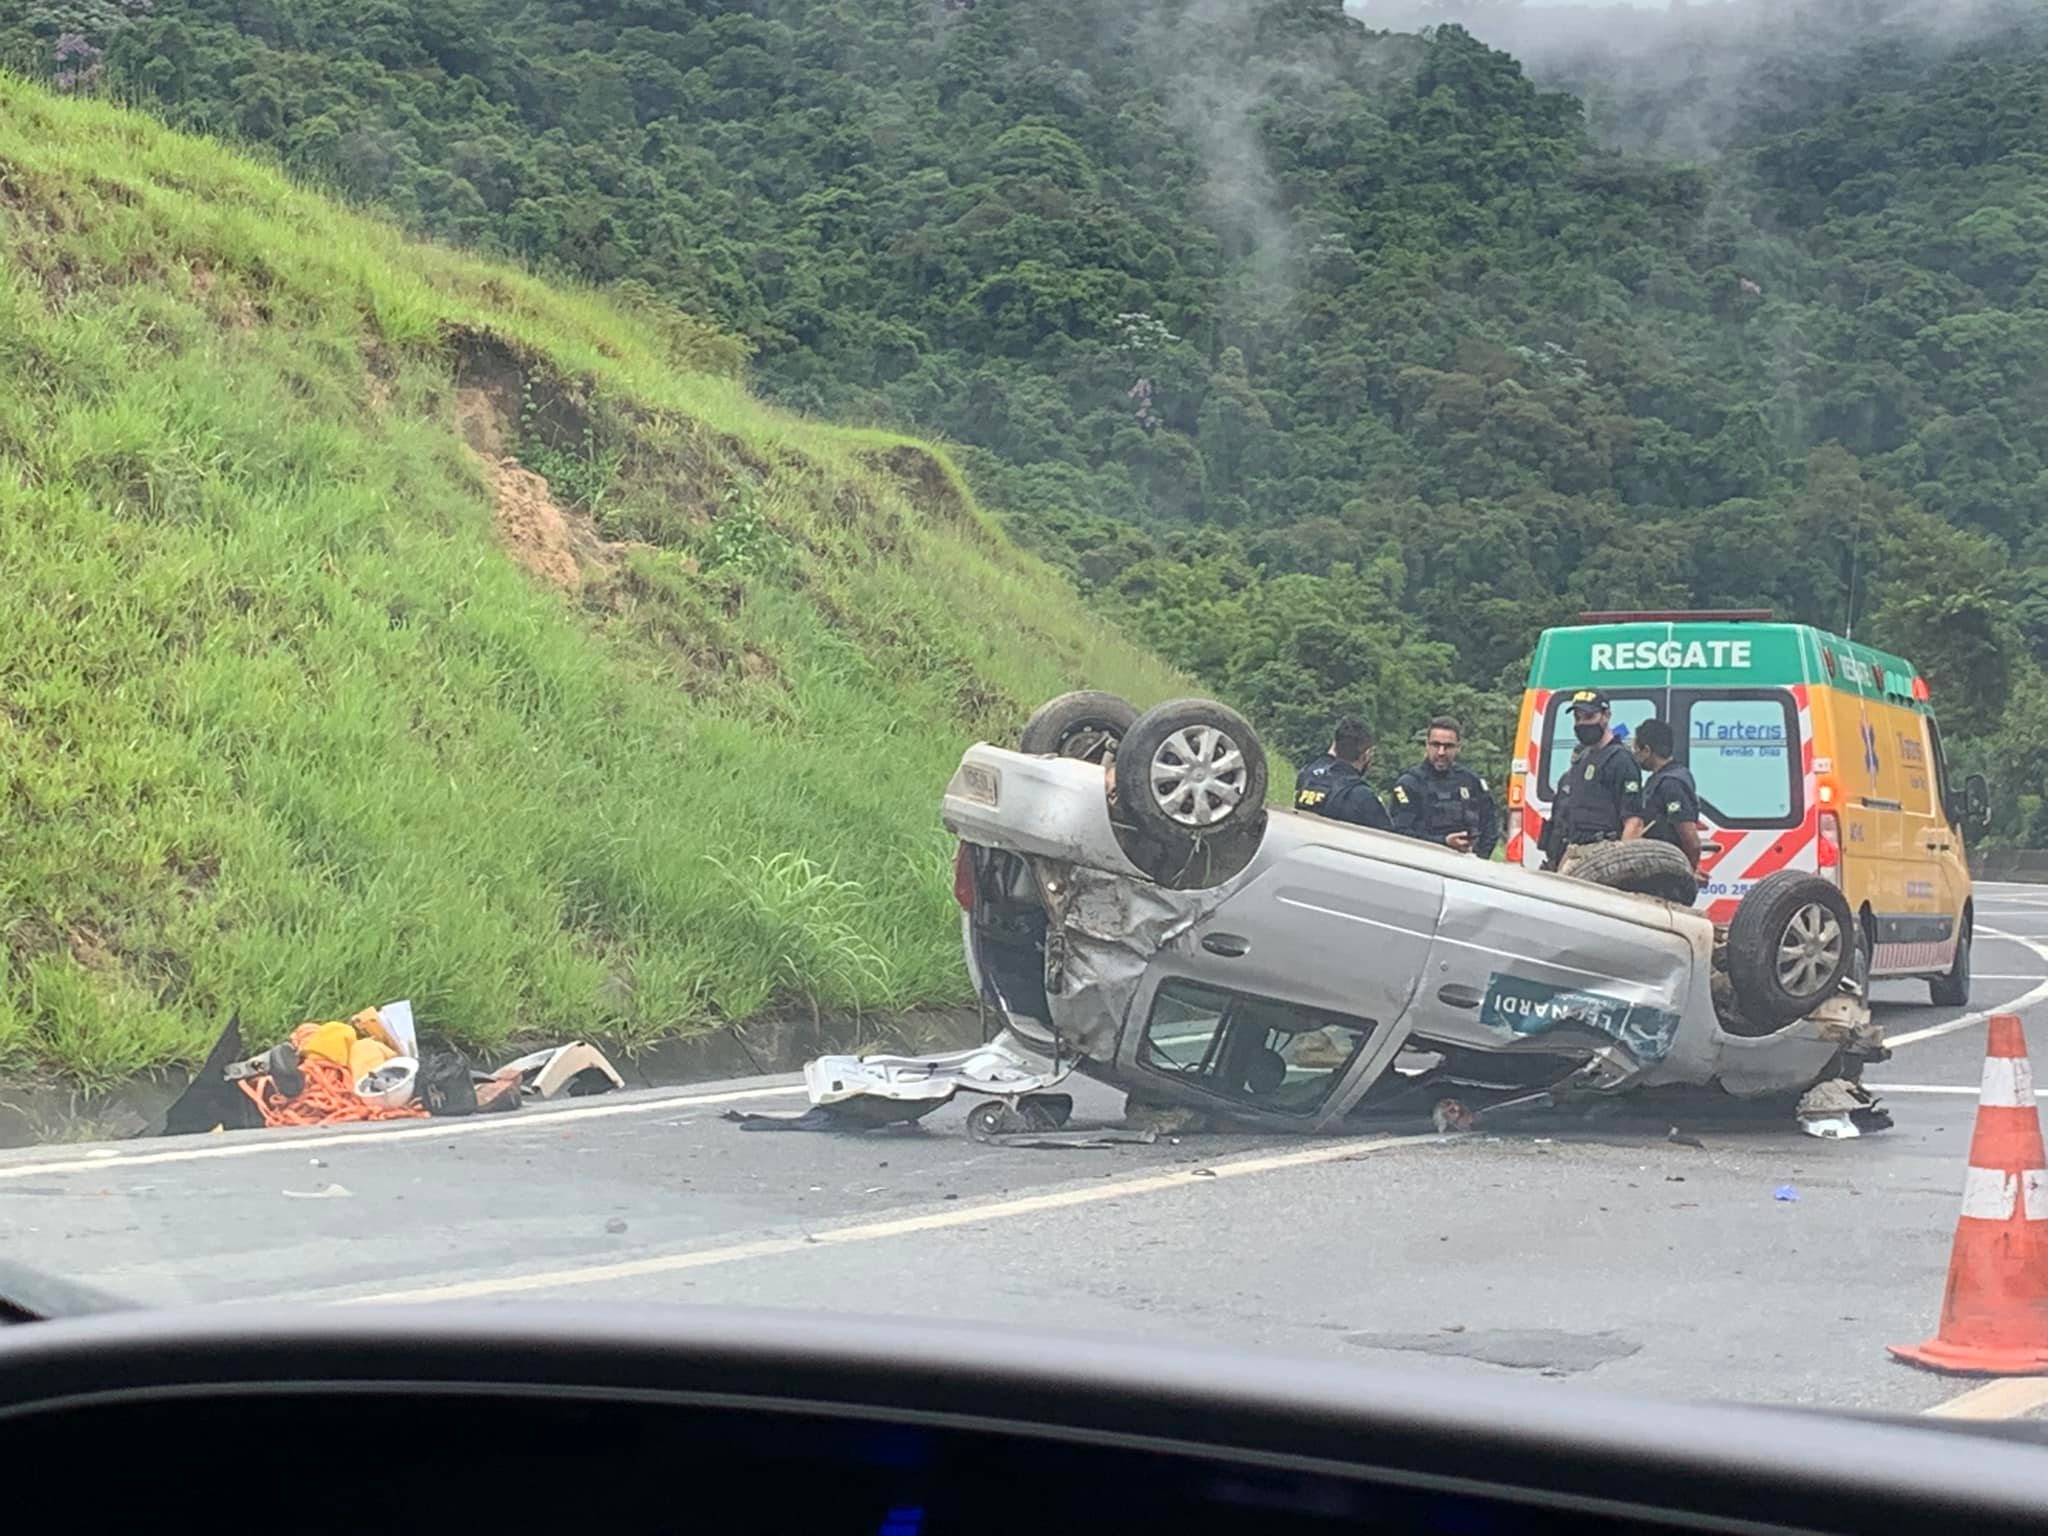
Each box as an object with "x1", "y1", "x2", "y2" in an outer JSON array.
[
  {"x1": 1880, "y1": 939, "x2": 1954, "y2": 972},
  {"x1": 1960, "y1": 1166, "x2": 2048, "y2": 1222},
  {"x1": 1525, "y1": 690, "x2": 1551, "y2": 773},
  {"x1": 1516, "y1": 690, "x2": 1552, "y2": 871},
  {"x1": 1983, "y1": 1056, "x2": 2038, "y2": 1106}
]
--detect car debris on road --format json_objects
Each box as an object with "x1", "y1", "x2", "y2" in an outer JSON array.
[{"x1": 788, "y1": 691, "x2": 1891, "y2": 1146}]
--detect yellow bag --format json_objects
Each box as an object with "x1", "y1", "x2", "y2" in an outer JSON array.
[
  {"x1": 349, "y1": 1035, "x2": 396, "y2": 1081},
  {"x1": 299, "y1": 1021, "x2": 356, "y2": 1067}
]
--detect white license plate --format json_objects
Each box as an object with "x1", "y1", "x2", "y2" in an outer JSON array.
[{"x1": 958, "y1": 764, "x2": 1000, "y2": 806}]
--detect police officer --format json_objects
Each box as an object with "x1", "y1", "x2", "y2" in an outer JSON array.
[
  {"x1": 1543, "y1": 689, "x2": 1644, "y2": 872},
  {"x1": 1390, "y1": 715, "x2": 1498, "y2": 858},
  {"x1": 1294, "y1": 716, "x2": 1392, "y2": 831},
  {"x1": 1634, "y1": 717, "x2": 1704, "y2": 879}
]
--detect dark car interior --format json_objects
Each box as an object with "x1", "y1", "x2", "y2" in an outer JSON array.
[{"x1": 2, "y1": 1293, "x2": 2044, "y2": 1536}]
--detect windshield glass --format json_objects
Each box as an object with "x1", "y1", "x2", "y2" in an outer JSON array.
[{"x1": 1, "y1": 0, "x2": 2044, "y2": 1433}]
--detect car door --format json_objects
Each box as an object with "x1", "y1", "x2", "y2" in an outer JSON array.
[
  {"x1": 1674, "y1": 688, "x2": 1808, "y2": 924},
  {"x1": 1116, "y1": 839, "x2": 1447, "y2": 1128},
  {"x1": 1407, "y1": 869, "x2": 1698, "y2": 1068},
  {"x1": 1916, "y1": 716, "x2": 1968, "y2": 968}
]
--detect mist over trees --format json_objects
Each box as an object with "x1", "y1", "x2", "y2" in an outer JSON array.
[{"x1": 5, "y1": 0, "x2": 2045, "y2": 838}]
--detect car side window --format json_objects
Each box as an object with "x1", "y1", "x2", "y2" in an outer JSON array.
[
  {"x1": 1140, "y1": 979, "x2": 1376, "y2": 1115},
  {"x1": 1927, "y1": 717, "x2": 1959, "y2": 826}
]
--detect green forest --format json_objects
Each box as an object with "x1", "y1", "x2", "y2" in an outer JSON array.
[{"x1": 7, "y1": 0, "x2": 2047, "y2": 841}]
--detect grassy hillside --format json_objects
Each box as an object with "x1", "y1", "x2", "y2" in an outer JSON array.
[{"x1": 0, "y1": 76, "x2": 1189, "y2": 1085}]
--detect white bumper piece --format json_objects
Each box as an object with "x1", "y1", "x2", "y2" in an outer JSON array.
[{"x1": 804, "y1": 1034, "x2": 1066, "y2": 1109}]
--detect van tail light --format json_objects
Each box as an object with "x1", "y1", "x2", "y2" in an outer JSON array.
[
  {"x1": 1816, "y1": 813, "x2": 1842, "y2": 886},
  {"x1": 953, "y1": 842, "x2": 977, "y2": 911}
]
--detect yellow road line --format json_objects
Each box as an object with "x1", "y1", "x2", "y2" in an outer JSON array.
[{"x1": 1924, "y1": 1377, "x2": 2048, "y2": 1419}]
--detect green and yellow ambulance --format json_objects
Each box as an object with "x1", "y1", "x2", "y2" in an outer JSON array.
[{"x1": 1509, "y1": 612, "x2": 1987, "y2": 1004}]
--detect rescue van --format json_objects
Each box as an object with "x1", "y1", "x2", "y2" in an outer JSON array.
[{"x1": 1509, "y1": 612, "x2": 1989, "y2": 1003}]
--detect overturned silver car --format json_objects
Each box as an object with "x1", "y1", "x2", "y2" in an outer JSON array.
[{"x1": 923, "y1": 693, "x2": 1884, "y2": 1135}]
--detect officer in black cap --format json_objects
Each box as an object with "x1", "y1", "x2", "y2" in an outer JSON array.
[
  {"x1": 1633, "y1": 717, "x2": 1704, "y2": 879},
  {"x1": 1390, "y1": 715, "x2": 1497, "y2": 858},
  {"x1": 1294, "y1": 716, "x2": 1391, "y2": 831},
  {"x1": 1542, "y1": 689, "x2": 1644, "y2": 872}
]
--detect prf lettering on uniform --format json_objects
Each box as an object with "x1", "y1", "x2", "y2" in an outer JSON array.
[{"x1": 1589, "y1": 640, "x2": 1752, "y2": 671}]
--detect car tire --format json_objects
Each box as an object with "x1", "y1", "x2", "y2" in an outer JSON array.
[
  {"x1": 1111, "y1": 698, "x2": 1268, "y2": 888},
  {"x1": 1018, "y1": 691, "x2": 1138, "y2": 764},
  {"x1": 1563, "y1": 840, "x2": 1700, "y2": 905},
  {"x1": 1726, "y1": 872, "x2": 1855, "y2": 1028},
  {"x1": 1930, "y1": 916, "x2": 1972, "y2": 1008}
]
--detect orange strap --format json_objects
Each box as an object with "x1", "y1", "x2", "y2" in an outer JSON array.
[{"x1": 236, "y1": 1053, "x2": 429, "y2": 1127}]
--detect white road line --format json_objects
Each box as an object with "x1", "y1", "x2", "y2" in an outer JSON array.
[
  {"x1": 13, "y1": 913, "x2": 2044, "y2": 1179},
  {"x1": 0, "y1": 1081, "x2": 809, "y2": 1181},
  {"x1": 1925, "y1": 1377, "x2": 2048, "y2": 1419},
  {"x1": 1884, "y1": 926, "x2": 2048, "y2": 1049},
  {"x1": 347, "y1": 1134, "x2": 1413, "y2": 1304},
  {"x1": 1877, "y1": 1084, "x2": 2030, "y2": 1096}
]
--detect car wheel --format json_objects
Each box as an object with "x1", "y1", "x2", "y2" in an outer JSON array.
[
  {"x1": 1726, "y1": 872, "x2": 1855, "y2": 1028},
  {"x1": 1018, "y1": 691, "x2": 1137, "y2": 764},
  {"x1": 1111, "y1": 698, "x2": 1268, "y2": 888},
  {"x1": 1930, "y1": 916, "x2": 1972, "y2": 1008},
  {"x1": 1562, "y1": 840, "x2": 1699, "y2": 905}
]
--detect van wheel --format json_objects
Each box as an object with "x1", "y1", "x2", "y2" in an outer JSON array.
[
  {"x1": 1727, "y1": 872, "x2": 1855, "y2": 1028},
  {"x1": 1018, "y1": 691, "x2": 1137, "y2": 764},
  {"x1": 1930, "y1": 918, "x2": 1972, "y2": 1008},
  {"x1": 1563, "y1": 840, "x2": 1699, "y2": 905},
  {"x1": 1111, "y1": 698, "x2": 1268, "y2": 888}
]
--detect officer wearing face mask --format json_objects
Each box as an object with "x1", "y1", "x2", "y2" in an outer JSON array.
[{"x1": 1542, "y1": 689, "x2": 1644, "y2": 873}]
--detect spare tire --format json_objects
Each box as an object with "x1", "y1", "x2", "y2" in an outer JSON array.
[
  {"x1": 1726, "y1": 871, "x2": 1855, "y2": 1028},
  {"x1": 1111, "y1": 698, "x2": 1268, "y2": 887},
  {"x1": 1565, "y1": 840, "x2": 1699, "y2": 906},
  {"x1": 1018, "y1": 690, "x2": 1137, "y2": 764}
]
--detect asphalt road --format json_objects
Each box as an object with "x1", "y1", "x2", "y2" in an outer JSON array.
[{"x1": 8, "y1": 881, "x2": 2048, "y2": 1420}]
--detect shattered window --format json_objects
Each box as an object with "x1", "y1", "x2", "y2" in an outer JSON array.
[{"x1": 1140, "y1": 979, "x2": 1375, "y2": 1116}]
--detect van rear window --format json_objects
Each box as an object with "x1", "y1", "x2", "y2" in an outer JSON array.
[{"x1": 1681, "y1": 692, "x2": 1799, "y2": 828}]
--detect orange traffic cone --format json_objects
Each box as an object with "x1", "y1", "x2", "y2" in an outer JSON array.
[{"x1": 1891, "y1": 1014, "x2": 2048, "y2": 1374}]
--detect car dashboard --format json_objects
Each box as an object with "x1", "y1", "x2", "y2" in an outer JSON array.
[{"x1": 1, "y1": 1303, "x2": 2043, "y2": 1536}]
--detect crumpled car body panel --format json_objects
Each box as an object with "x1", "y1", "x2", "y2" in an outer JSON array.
[
  {"x1": 805, "y1": 1042, "x2": 1068, "y2": 1106},
  {"x1": 941, "y1": 744, "x2": 1878, "y2": 1133}
]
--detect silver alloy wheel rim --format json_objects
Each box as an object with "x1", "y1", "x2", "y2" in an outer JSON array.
[
  {"x1": 1148, "y1": 724, "x2": 1248, "y2": 828},
  {"x1": 1777, "y1": 902, "x2": 1844, "y2": 997}
]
